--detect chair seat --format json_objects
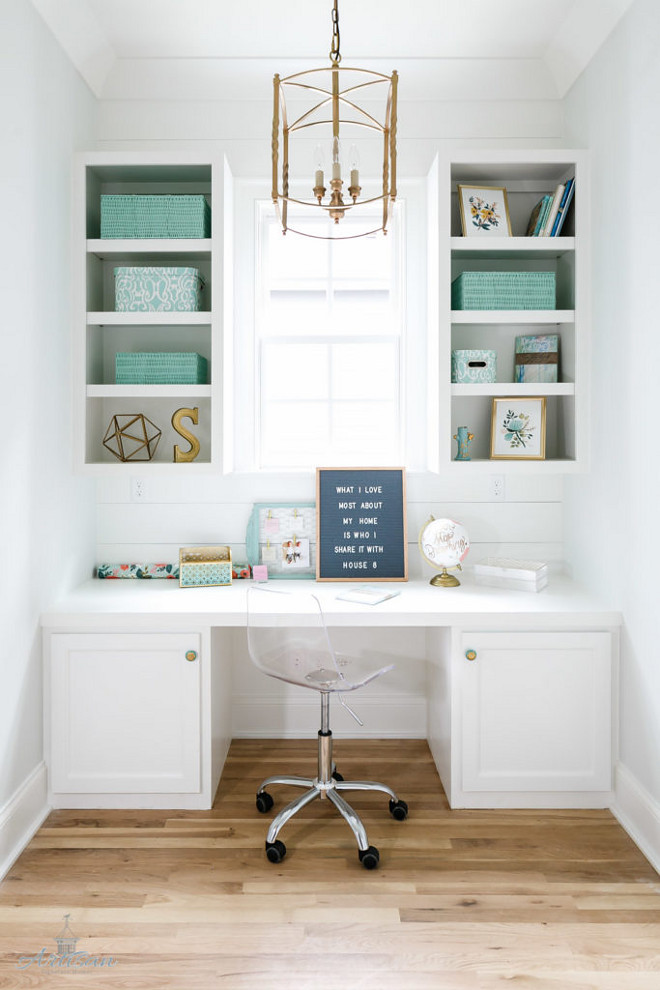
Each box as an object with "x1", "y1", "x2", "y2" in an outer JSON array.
[{"x1": 247, "y1": 589, "x2": 393, "y2": 693}]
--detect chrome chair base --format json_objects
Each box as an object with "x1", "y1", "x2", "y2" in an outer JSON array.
[{"x1": 256, "y1": 718, "x2": 408, "y2": 868}]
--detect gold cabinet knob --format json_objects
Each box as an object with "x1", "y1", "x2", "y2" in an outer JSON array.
[
  {"x1": 185, "y1": 650, "x2": 198, "y2": 662},
  {"x1": 465, "y1": 649, "x2": 477, "y2": 662}
]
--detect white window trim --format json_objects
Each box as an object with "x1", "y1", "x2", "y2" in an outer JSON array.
[{"x1": 233, "y1": 177, "x2": 427, "y2": 475}]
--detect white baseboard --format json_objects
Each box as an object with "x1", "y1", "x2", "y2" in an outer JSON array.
[
  {"x1": 0, "y1": 762, "x2": 50, "y2": 881},
  {"x1": 231, "y1": 695, "x2": 428, "y2": 739},
  {"x1": 611, "y1": 761, "x2": 660, "y2": 876}
]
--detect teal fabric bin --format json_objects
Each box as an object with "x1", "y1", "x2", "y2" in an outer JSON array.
[
  {"x1": 452, "y1": 271, "x2": 556, "y2": 310},
  {"x1": 451, "y1": 349, "x2": 497, "y2": 384},
  {"x1": 114, "y1": 267, "x2": 205, "y2": 312},
  {"x1": 115, "y1": 352, "x2": 208, "y2": 385},
  {"x1": 101, "y1": 194, "x2": 211, "y2": 239}
]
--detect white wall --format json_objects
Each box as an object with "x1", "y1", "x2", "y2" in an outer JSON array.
[
  {"x1": 563, "y1": 0, "x2": 660, "y2": 817},
  {"x1": 0, "y1": 0, "x2": 96, "y2": 822}
]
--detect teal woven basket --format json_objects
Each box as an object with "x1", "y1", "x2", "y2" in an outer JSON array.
[
  {"x1": 452, "y1": 271, "x2": 556, "y2": 310},
  {"x1": 115, "y1": 352, "x2": 208, "y2": 385},
  {"x1": 101, "y1": 195, "x2": 211, "y2": 239}
]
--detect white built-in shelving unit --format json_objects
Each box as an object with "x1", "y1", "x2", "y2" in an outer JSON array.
[
  {"x1": 73, "y1": 152, "x2": 233, "y2": 472},
  {"x1": 429, "y1": 150, "x2": 589, "y2": 474},
  {"x1": 75, "y1": 149, "x2": 587, "y2": 476}
]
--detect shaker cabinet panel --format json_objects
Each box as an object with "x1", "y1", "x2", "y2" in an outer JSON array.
[
  {"x1": 460, "y1": 631, "x2": 612, "y2": 793},
  {"x1": 49, "y1": 632, "x2": 201, "y2": 793}
]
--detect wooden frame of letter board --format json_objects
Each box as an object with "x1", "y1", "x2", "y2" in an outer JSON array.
[{"x1": 316, "y1": 467, "x2": 408, "y2": 582}]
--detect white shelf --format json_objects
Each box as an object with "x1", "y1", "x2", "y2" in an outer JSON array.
[
  {"x1": 450, "y1": 236, "x2": 575, "y2": 259},
  {"x1": 75, "y1": 153, "x2": 229, "y2": 472},
  {"x1": 451, "y1": 310, "x2": 574, "y2": 324},
  {"x1": 87, "y1": 385, "x2": 212, "y2": 398},
  {"x1": 87, "y1": 238, "x2": 212, "y2": 260},
  {"x1": 80, "y1": 460, "x2": 216, "y2": 474},
  {"x1": 87, "y1": 312, "x2": 212, "y2": 326},
  {"x1": 451, "y1": 383, "x2": 574, "y2": 397},
  {"x1": 449, "y1": 459, "x2": 580, "y2": 474},
  {"x1": 434, "y1": 149, "x2": 588, "y2": 472}
]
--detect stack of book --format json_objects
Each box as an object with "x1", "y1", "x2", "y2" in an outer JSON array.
[
  {"x1": 525, "y1": 178, "x2": 575, "y2": 237},
  {"x1": 473, "y1": 557, "x2": 549, "y2": 592}
]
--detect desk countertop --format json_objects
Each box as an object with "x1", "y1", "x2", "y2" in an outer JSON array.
[{"x1": 41, "y1": 577, "x2": 621, "y2": 632}]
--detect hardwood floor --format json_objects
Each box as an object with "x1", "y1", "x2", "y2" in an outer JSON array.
[{"x1": 1, "y1": 739, "x2": 658, "y2": 989}]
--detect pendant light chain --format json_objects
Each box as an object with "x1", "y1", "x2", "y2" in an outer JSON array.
[{"x1": 330, "y1": 0, "x2": 341, "y2": 63}]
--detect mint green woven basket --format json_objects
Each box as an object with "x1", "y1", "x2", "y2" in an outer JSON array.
[
  {"x1": 452, "y1": 271, "x2": 556, "y2": 310},
  {"x1": 115, "y1": 352, "x2": 208, "y2": 385},
  {"x1": 101, "y1": 195, "x2": 211, "y2": 239}
]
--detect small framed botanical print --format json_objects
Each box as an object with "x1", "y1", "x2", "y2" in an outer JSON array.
[
  {"x1": 490, "y1": 397, "x2": 546, "y2": 460},
  {"x1": 458, "y1": 184, "x2": 512, "y2": 237}
]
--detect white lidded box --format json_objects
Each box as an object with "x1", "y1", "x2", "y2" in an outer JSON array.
[{"x1": 473, "y1": 557, "x2": 548, "y2": 592}]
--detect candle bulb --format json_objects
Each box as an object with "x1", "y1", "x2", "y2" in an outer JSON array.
[
  {"x1": 313, "y1": 144, "x2": 325, "y2": 201},
  {"x1": 313, "y1": 144, "x2": 325, "y2": 190},
  {"x1": 332, "y1": 136, "x2": 342, "y2": 181},
  {"x1": 349, "y1": 144, "x2": 360, "y2": 189}
]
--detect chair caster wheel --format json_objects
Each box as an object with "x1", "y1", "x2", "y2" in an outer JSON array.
[
  {"x1": 389, "y1": 798, "x2": 409, "y2": 821},
  {"x1": 332, "y1": 770, "x2": 344, "y2": 782},
  {"x1": 265, "y1": 839, "x2": 286, "y2": 863},
  {"x1": 256, "y1": 791, "x2": 274, "y2": 814},
  {"x1": 359, "y1": 845, "x2": 380, "y2": 870}
]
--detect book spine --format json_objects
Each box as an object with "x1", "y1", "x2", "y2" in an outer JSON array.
[
  {"x1": 551, "y1": 178, "x2": 575, "y2": 236},
  {"x1": 534, "y1": 195, "x2": 552, "y2": 236},
  {"x1": 541, "y1": 183, "x2": 565, "y2": 236}
]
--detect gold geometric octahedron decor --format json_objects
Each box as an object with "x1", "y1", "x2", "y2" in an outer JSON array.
[{"x1": 102, "y1": 413, "x2": 162, "y2": 462}]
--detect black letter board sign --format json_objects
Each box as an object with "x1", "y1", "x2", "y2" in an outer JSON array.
[{"x1": 316, "y1": 468, "x2": 408, "y2": 581}]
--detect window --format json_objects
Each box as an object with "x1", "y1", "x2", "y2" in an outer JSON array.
[{"x1": 234, "y1": 182, "x2": 426, "y2": 473}]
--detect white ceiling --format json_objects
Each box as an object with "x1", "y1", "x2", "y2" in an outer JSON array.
[{"x1": 31, "y1": 0, "x2": 634, "y2": 101}]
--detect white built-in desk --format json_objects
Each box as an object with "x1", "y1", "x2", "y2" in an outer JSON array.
[{"x1": 41, "y1": 577, "x2": 621, "y2": 812}]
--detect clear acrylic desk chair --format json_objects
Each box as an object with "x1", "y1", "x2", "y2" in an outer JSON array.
[{"x1": 246, "y1": 585, "x2": 408, "y2": 869}]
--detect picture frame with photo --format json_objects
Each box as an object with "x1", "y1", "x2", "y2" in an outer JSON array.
[
  {"x1": 490, "y1": 397, "x2": 547, "y2": 460},
  {"x1": 457, "y1": 184, "x2": 512, "y2": 237}
]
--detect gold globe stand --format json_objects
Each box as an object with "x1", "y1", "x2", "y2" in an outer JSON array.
[{"x1": 430, "y1": 565, "x2": 462, "y2": 588}]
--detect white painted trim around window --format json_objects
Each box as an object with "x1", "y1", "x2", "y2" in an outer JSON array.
[{"x1": 232, "y1": 177, "x2": 428, "y2": 474}]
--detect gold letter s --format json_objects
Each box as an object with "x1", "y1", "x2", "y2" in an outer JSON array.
[{"x1": 172, "y1": 407, "x2": 200, "y2": 463}]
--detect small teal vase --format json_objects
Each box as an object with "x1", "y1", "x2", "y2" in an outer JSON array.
[{"x1": 453, "y1": 426, "x2": 474, "y2": 461}]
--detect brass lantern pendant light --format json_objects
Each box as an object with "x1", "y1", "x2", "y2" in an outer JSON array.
[{"x1": 272, "y1": 0, "x2": 398, "y2": 239}]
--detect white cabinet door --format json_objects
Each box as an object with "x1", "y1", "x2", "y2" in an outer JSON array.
[
  {"x1": 50, "y1": 633, "x2": 201, "y2": 793},
  {"x1": 460, "y1": 631, "x2": 611, "y2": 792}
]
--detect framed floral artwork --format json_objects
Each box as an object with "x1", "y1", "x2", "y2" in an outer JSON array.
[
  {"x1": 490, "y1": 397, "x2": 546, "y2": 460},
  {"x1": 457, "y1": 184, "x2": 512, "y2": 237}
]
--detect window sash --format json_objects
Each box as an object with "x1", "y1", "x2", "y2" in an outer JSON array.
[{"x1": 254, "y1": 203, "x2": 405, "y2": 470}]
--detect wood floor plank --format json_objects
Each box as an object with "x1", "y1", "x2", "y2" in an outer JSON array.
[{"x1": 0, "y1": 739, "x2": 658, "y2": 990}]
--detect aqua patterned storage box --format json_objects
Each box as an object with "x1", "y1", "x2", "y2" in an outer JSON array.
[
  {"x1": 451, "y1": 271, "x2": 556, "y2": 310},
  {"x1": 101, "y1": 194, "x2": 211, "y2": 239},
  {"x1": 115, "y1": 352, "x2": 208, "y2": 385},
  {"x1": 451, "y1": 349, "x2": 497, "y2": 384},
  {"x1": 114, "y1": 267, "x2": 205, "y2": 312},
  {"x1": 179, "y1": 546, "x2": 232, "y2": 588}
]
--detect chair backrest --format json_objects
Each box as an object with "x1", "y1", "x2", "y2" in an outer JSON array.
[{"x1": 246, "y1": 586, "x2": 394, "y2": 693}]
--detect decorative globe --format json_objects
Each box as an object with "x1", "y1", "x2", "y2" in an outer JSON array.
[{"x1": 418, "y1": 517, "x2": 470, "y2": 588}]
